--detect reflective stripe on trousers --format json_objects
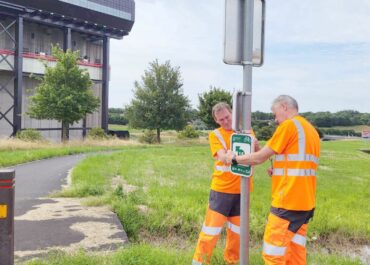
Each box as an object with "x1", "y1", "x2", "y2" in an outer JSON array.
[
  {"x1": 193, "y1": 208, "x2": 240, "y2": 265},
  {"x1": 227, "y1": 221, "x2": 240, "y2": 235},
  {"x1": 201, "y1": 224, "x2": 222, "y2": 236},
  {"x1": 263, "y1": 233, "x2": 306, "y2": 255},
  {"x1": 263, "y1": 213, "x2": 308, "y2": 265}
]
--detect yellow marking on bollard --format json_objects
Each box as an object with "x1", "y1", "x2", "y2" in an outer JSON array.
[{"x1": 0, "y1": 205, "x2": 7, "y2": 218}]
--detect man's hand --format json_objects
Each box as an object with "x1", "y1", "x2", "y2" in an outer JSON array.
[
  {"x1": 267, "y1": 158, "x2": 273, "y2": 177},
  {"x1": 254, "y1": 138, "x2": 261, "y2": 151},
  {"x1": 224, "y1": 150, "x2": 235, "y2": 165}
]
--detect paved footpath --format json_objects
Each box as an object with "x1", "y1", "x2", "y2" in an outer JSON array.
[{"x1": 7, "y1": 154, "x2": 128, "y2": 262}]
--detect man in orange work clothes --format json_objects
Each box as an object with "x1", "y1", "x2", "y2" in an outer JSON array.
[
  {"x1": 192, "y1": 102, "x2": 259, "y2": 265},
  {"x1": 225, "y1": 95, "x2": 320, "y2": 265}
]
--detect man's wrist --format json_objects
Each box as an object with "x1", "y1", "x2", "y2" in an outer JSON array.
[{"x1": 231, "y1": 154, "x2": 238, "y2": 165}]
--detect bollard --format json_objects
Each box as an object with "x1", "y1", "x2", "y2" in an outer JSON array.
[{"x1": 0, "y1": 169, "x2": 15, "y2": 265}]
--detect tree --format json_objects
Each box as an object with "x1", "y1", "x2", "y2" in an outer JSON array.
[
  {"x1": 28, "y1": 46, "x2": 100, "y2": 142},
  {"x1": 108, "y1": 108, "x2": 128, "y2": 125},
  {"x1": 198, "y1": 87, "x2": 232, "y2": 129},
  {"x1": 125, "y1": 60, "x2": 190, "y2": 143}
]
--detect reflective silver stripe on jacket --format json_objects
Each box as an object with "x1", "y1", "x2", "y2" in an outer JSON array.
[
  {"x1": 226, "y1": 221, "x2": 240, "y2": 235},
  {"x1": 201, "y1": 224, "x2": 222, "y2": 236},
  {"x1": 215, "y1": 165, "x2": 231, "y2": 172},
  {"x1": 291, "y1": 233, "x2": 307, "y2": 247},
  {"x1": 263, "y1": 241, "x2": 286, "y2": 256},
  {"x1": 273, "y1": 118, "x2": 318, "y2": 177},
  {"x1": 287, "y1": 169, "x2": 316, "y2": 177},
  {"x1": 213, "y1": 129, "x2": 229, "y2": 172},
  {"x1": 213, "y1": 129, "x2": 227, "y2": 150},
  {"x1": 275, "y1": 154, "x2": 319, "y2": 164},
  {"x1": 273, "y1": 168, "x2": 315, "y2": 177},
  {"x1": 292, "y1": 119, "x2": 306, "y2": 160},
  {"x1": 192, "y1": 260, "x2": 203, "y2": 265},
  {"x1": 273, "y1": 168, "x2": 284, "y2": 176}
]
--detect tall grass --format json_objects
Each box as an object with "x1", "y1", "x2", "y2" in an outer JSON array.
[
  {"x1": 62, "y1": 141, "x2": 370, "y2": 243},
  {"x1": 24, "y1": 140, "x2": 369, "y2": 264},
  {"x1": 26, "y1": 245, "x2": 362, "y2": 265},
  {"x1": 0, "y1": 138, "x2": 138, "y2": 167},
  {"x1": 50, "y1": 140, "x2": 370, "y2": 264}
]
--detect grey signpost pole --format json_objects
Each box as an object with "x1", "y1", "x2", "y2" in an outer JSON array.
[
  {"x1": 240, "y1": 0, "x2": 254, "y2": 264},
  {"x1": 225, "y1": 0, "x2": 264, "y2": 263}
]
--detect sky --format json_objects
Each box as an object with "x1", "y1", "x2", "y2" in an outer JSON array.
[{"x1": 109, "y1": 0, "x2": 370, "y2": 113}]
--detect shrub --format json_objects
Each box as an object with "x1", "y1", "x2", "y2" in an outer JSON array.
[
  {"x1": 139, "y1": 130, "x2": 157, "y2": 144},
  {"x1": 178, "y1": 125, "x2": 200, "y2": 139},
  {"x1": 191, "y1": 119, "x2": 208, "y2": 130},
  {"x1": 87, "y1": 128, "x2": 109, "y2": 139},
  {"x1": 108, "y1": 113, "x2": 128, "y2": 125},
  {"x1": 16, "y1": 129, "x2": 43, "y2": 142}
]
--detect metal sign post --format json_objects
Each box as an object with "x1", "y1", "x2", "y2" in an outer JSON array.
[
  {"x1": 240, "y1": 0, "x2": 254, "y2": 263},
  {"x1": 224, "y1": 0, "x2": 265, "y2": 264}
]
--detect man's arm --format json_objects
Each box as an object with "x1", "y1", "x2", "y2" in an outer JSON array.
[
  {"x1": 215, "y1": 149, "x2": 228, "y2": 162},
  {"x1": 226, "y1": 146, "x2": 275, "y2": 166}
]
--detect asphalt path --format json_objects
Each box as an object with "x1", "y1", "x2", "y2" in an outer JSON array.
[
  {"x1": 6, "y1": 154, "x2": 128, "y2": 261},
  {"x1": 12, "y1": 154, "x2": 86, "y2": 216}
]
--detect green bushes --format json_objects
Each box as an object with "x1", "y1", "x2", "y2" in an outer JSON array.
[
  {"x1": 178, "y1": 125, "x2": 200, "y2": 139},
  {"x1": 320, "y1": 128, "x2": 361, "y2": 137},
  {"x1": 87, "y1": 128, "x2": 109, "y2": 139},
  {"x1": 139, "y1": 130, "x2": 157, "y2": 144},
  {"x1": 15, "y1": 129, "x2": 43, "y2": 141}
]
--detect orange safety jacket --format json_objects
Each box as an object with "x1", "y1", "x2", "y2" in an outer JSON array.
[
  {"x1": 210, "y1": 128, "x2": 254, "y2": 194},
  {"x1": 266, "y1": 116, "x2": 320, "y2": 211}
]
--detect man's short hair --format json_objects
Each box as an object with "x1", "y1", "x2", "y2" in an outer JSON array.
[
  {"x1": 272, "y1": 95, "x2": 299, "y2": 111},
  {"x1": 212, "y1": 102, "x2": 232, "y2": 119}
]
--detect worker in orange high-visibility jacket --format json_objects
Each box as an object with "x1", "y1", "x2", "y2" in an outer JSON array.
[
  {"x1": 192, "y1": 102, "x2": 259, "y2": 265},
  {"x1": 225, "y1": 95, "x2": 320, "y2": 265}
]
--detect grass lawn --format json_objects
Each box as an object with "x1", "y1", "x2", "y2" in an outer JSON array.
[
  {"x1": 26, "y1": 140, "x2": 369, "y2": 264},
  {"x1": 0, "y1": 138, "x2": 138, "y2": 167}
]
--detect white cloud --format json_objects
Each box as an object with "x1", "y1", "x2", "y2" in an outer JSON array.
[
  {"x1": 109, "y1": 0, "x2": 370, "y2": 113},
  {"x1": 267, "y1": 0, "x2": 370, "y2": 43}
]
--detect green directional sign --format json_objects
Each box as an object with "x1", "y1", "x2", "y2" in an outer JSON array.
[{"x1": 231, "y1": 133, "x2": 253, "y2": 177}]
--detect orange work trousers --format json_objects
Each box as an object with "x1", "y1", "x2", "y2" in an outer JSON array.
[
  {"x1": 262, "y1": 213, "x2": 308, "y2": 265},
  {"x1": 192, "y1": 207, "x2": 240, "y2": 265}
]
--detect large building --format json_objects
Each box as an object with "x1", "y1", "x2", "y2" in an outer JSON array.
[{"x1": 0, "y1": 0, "x2": 135, "y2": 139}]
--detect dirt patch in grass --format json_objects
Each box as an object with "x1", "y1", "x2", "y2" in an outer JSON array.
[{"x1": 111, "y1": 175, "x2": 140, "y2": 194}]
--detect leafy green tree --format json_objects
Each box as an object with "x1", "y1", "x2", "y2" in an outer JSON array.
[
  {"x1": 252, "y1": 111, "x2": 273, "y2": 121},
  {"x1": 125, "y1": 60, "x2": 190, "y2": 143},
  {"x1": 108, "y1": 107, "x2": 124, "y2": 114},
  {"x1": 254, "y1": 125, "x2": 275, "y2": 141},
  {"x1": 198, "y1": 87, "x2": 232, "y2": 129},
  {"x1": 28, "y1": 46, "x2": 100, "y2": 142},
  {"x1": 108, "y1": 108, "x2": 127, "y2": 125}
]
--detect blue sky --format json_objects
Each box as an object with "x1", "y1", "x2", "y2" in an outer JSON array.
[{"x1": 109, "y1": 0, "x2": 370, "y2": 113}]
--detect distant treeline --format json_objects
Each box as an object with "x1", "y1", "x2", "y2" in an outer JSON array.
[
  {"x1": 253, "y1": 110, "x2": 370, "y2": 127},
  {"x1": 252, "y1": 110, "x2": 369, "y2": 139},
  {"x1": 108, "y1": 108, "x2": 128, "y2": 125},
  {"x1": 109, "y1": 108, "x2": 369, "y2": 139}
]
